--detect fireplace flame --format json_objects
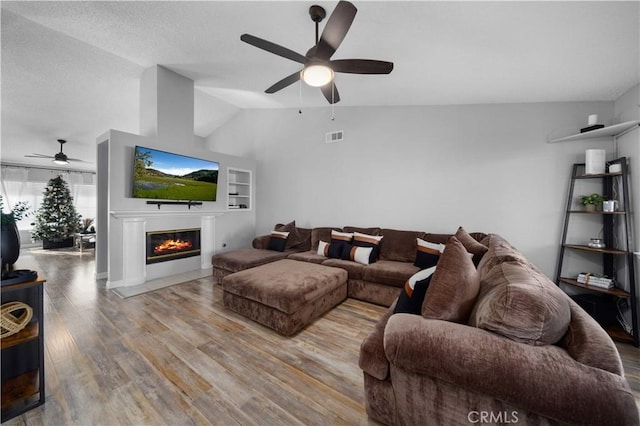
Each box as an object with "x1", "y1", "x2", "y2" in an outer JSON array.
[{"x1": 154, "y1": 238, "x2": 193, "y2": 254}]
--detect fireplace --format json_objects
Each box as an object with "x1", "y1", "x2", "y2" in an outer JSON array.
[{"x1": 146, "y1": 228, "x2": 201, "y2": 264}]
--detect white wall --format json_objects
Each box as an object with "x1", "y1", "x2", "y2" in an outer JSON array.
[{"x1": 209, "y1": 101, "x2": 619, "y2": 277}]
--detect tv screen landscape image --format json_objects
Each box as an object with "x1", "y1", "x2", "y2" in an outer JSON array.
[{"x1": 132, "y1": 146, "x2": 219, "y2": 201}]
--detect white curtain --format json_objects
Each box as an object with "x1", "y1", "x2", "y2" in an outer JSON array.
[
  {"x1": 1, "y1": 166, "x2": 28, "y2": 209},
  {"x1": 1, "y1": 165, "x2": 96, "y2": 231}
]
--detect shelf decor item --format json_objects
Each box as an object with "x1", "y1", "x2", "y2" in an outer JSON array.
[
  {"x1": 0, "y1": 301, "x2": 33, "y2": 338},
  {"x1": 579, "y1": 193, "x2": 604, "y2": 212},
  {"x1": 585, "y1": 149, "x2": 606, "y2": 174},
  {"x1": 580, "y1": 114, "x2": 605, "y2": 133}
]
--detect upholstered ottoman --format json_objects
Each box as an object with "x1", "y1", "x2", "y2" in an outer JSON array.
[{"x1": 222, "y1": 259, "x2": 348, "y2": 336}]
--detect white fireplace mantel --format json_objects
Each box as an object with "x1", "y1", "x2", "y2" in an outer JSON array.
[
  {"x1": 110, "y1": 210, "x2": 226, "y2": 219},
  {"x1": 107, "y1": 209, "x2": 225, "y2": 288}
]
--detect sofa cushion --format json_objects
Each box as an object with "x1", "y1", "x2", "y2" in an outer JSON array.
[
  {"x1": 455, "y1": 226, "x2": 488, "y2": 265},
  {"x1": 380, "y1": 229, "x2": 426, "y2": 262},
  {"x1": 317, "y1": 240, "x2": 330, "y2": 257},
  {"x1": 267, "y1": 230, "x2": 289, "y2": 252},
  {"x1": 476, "y1": 234, "x2": 530, "y2": 277},
  {"x1": 352, "y1": 232, "x2": 383, "y2": 264},
  {"x1": 329, "y1": 230, "x2": 353, "y2": 259},
  {"x1": 422, "y1": 237, "x2": 480, "y2": 323},
  {"x1": 295, "y1": 227, "x2": 312, "y2": 251},
  {"x1": 393, "y1": 266, "x2": 437, "y2": 315},
  {"x1": 469, "y1": 260, "x2": 571, "y2": 346},
  {"x1": 311, "y1": 227, "x2": 341, "y2": 251},
  {"x1": 343, "y1": 226, "x2": 381, "y2": 236},
  {"x1": 322, "y1": 258, "x2": 367, "y2": 280},
  {"x1": 287, "y1": 251, "x2": 326, "y2": 264},
  {"x1": 363, "y1": 260, "x2": 420, "y2": 288},
  {"x1": 341, "y1": 244, "x2": 375, "y2": 265},
  {"x1": 275, "y1": 221, "x2": 301, "y2": 249},
  {"x1": 414, "y1": 238, "x2": 444, "y2": 269}
]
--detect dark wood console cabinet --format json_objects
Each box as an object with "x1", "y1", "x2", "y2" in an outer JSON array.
[{"x1": 1, "y1": 272, "x2": 46, "y2": 421}]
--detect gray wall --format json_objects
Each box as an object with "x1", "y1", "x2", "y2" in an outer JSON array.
[{"x1": 208, "y1": 101, "x2": 624, "y2": 277}]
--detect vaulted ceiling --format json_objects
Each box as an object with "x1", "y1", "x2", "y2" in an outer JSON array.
[{"x1": 2, "y1": 1, "x2": 638, "y2": 171}]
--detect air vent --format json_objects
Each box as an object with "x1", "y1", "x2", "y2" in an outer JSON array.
[{"x1": 325, "y1": 130, "x2": 344, "y2": 143}]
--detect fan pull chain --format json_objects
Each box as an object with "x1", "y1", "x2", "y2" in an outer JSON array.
[
  {"x1": 331, "y1": 81, "x2": 335, "y2": 121},
  {"x1": 298, "y1": 78, "x2": 302, "y2": 114}
]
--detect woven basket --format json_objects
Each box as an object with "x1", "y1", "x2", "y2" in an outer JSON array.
[{"x1": 1, "y1": 301, "x2": 33, "y2": 339}]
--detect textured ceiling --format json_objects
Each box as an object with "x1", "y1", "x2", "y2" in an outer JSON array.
[{"x1": 1, "y1": 1, "x2": 639, "y2": 171}]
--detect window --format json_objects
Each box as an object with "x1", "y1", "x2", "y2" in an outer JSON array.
[{"x1": 1, "y1": 166, "x2": 96, "y2": 231}]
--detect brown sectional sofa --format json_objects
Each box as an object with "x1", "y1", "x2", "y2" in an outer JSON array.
[
  {"x1": 359, "y1": 234, "x2": 639, "y2": 425},
  {"x1": 212, "y1": 224, "x2": 638, "y2": 424},
  {"x1": 212, "y1": 224, "x2": 485, "y2": 306}
]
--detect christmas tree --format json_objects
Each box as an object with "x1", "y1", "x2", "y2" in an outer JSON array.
[{"x1": 32, "y1": 175, "x2": 81, "y2": 243}]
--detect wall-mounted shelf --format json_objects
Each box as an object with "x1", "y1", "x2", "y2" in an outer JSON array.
[
  {"x1": 548, "y1": 120, "x2": 638, "y2": 143},
  {"x1": 227, "y1": 168, "x2": 252, "y2": 211}
]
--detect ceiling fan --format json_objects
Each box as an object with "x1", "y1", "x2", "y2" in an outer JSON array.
[
  {"x1": 241, "y1": 1, "x2": 393, "y2": 104},
  {"x1": 25, "y1": 139, "x2": 89, "y2": 165}
]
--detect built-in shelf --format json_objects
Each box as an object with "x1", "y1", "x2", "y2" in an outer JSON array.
[
  {"x1": 227, "y1": 168, "x2": 252, "y2": 211},
  {"x1": 548, "y1": 120, "x2": 638, "y2": 143}
]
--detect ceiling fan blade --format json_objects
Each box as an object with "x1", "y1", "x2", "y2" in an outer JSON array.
[
  {"x1": 265, "y1": 71, "x2": 302, "y2": 94},
  {"x1": 330, "y1": 59, "x2": 394, "y2": 74},
  {"x1": 315, "y1": 1, "x2": 357, "y2": 60},
  {"x1": 320, "y1": 83, "x2": 340, "y2": 104},
  {"x1": 241, "y1": 34, "x2": 308, "y2": 65},
  {"x1": 25, "y1": 154, "x2": 53, "y2": 159}
]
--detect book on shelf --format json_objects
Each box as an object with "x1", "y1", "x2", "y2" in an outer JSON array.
[{"x1": 576, "y1": 273, "x2": 615, "y2": 289}]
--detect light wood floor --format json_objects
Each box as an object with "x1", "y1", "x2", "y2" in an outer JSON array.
[{"x1": 4, "y1": 248, "x2": 640, "y2": 425}]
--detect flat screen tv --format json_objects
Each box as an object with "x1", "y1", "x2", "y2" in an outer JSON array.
[{"x1": 132, "y1": 146, "x2": 219, "y2": 201}]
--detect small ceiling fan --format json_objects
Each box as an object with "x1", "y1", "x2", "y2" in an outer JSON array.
[
  {"x1": 241, "y1": 1, "x2": 393, "y2": 104},
  {"x1": 25, "y1": 139, "x2": 89, "y2": 165}
]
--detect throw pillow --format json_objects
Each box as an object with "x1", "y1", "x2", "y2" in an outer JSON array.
[
  {"x1": 341, "y1": 244, "x2": 375, "y2": 265},
  {"x1": 469, "y1": 261, "x2": 571, "y2": 346},
  {"x1": 317, "y1": 240, "x2": 330, "y2": 257},
  {"x1": 267, "y1": 230, "x2": 290, "y2": 252},
  {"x1": 328, "y1": 230, "x2": 353, "y2": 259},
  {"x1": 275, "y1": 220, "x2": 301, "y2": 249},
  {"x1": 353, "y1": 232, "x2": 384, "y2": 264},
  {"x1": 454, "y1": 226, "x2": 488, "y2": 265},
  {"x1": 414, "y1": 238, "x2": 445, "y2": 269},
  {"x1": 422, "y1": 236, "x2": 480, "y2": 323},
  {"x1": 393, "y1": 266, "x2": 437, "y2": 315}
]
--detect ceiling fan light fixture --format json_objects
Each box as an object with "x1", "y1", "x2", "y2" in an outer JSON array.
[
  {"x1": 301, "y1": 64, "x2": 334, "y2": 87},
  {"x1": 53, "y1": 152, "x2": 68, "y2": 165}
]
